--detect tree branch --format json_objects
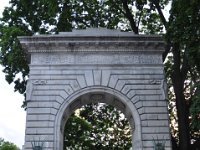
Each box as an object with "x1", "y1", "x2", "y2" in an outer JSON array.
[
  {"x1": 162, "y1": 40, "x2": 172, "y2": 61},
  {"x1": 172, "y1": 43, "x2": 181, "y2": 81},
  {"x1": 137, "y1": 5, "x2": 144, "y2": 28},
  {"x1": 151, "y1": 1, "x2": 170, "y2": 61},
  {"x1": 121, "y1": 0, "x2": 138, "y2": 34},
  {"x1": 152, "y1": 0, "x2": 167, "y2": 29},
  {"x1": 181, "y1": 51, "x2": 190, "y2": 83}
]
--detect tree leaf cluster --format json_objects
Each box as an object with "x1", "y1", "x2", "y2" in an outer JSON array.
[
  {"x1": 0, "y1": 0, "x2": 168, "y2": 97},
  {"x1": 64, "y1": 103, "x2": 132, "y2": 150},
  {"x1": 0, "y1": 138, "x2": 19, "y2": 150}
]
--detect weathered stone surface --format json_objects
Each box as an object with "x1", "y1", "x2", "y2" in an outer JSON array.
[{"x1": 19, "y1": 28, "x2": 171, "y2": 150}]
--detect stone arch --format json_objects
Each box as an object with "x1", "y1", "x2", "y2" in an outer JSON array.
[
  {"x1": 19, "y1": 28, "x2": 172, "y2": 149},
  {"x1": 54, "y1": 86, "x2": 142, "y2": 150}
]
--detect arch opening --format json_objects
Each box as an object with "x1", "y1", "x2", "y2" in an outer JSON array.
[
  {"x1": 63, "y1": 102, "x2": 132, "y2": 150},
  {"x1": 55, "y1": 87, "x2": 142, "y2": 150}
]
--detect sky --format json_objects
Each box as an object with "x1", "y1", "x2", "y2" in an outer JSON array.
[{"x1": 0, "y1": 0, "x2": 26, "y2": 148}]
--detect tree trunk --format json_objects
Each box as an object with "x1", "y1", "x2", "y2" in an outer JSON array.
[
  {"x1": 173, "y1": 79, "x2": 190, "y2": 150},
  {"x1": 172, "y1": 47, "x2": 190, "y2": 150}
]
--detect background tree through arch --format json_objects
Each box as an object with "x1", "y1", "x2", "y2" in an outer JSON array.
[{"x1": 64, "y1": 103, "x2": 132, "y2": 150}]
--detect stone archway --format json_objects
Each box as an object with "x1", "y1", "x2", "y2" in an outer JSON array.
[
  {"x1": 19, "y1": 28, "x2": 172, "y2": 150},
  {"x1": 55, "y1": 86, "x2": 142, "y2": 150}
]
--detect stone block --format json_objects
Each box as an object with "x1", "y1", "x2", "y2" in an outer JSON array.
[
  {"x1": 141, "y1": 114, "x2": 159, "y2": 120},
  {"x1": 26, "y1": 128, "x2": 54, "y2": 134},
  {"x1": 32, "y1": 95, "x2": 56, "y2": 101},
  {"x1": 143, "y1": 140, "x2": 171, "y2": 149},
  {"x1": 50, "y1": 108, "x2": 58, "y2": 115},
  {"x1": 142, "y1": 101, "x2": 157, "y2": 107},
  {"x1": 147, "y1": 120, "x2": 170, "y2": 127},
  {"x1": 33, "y1": 90, "x2": 60, "y2": 96},
  {"x1": 157, "y1": 113, "x2": 170, "y2": 120},
  {"x1": 135, "y1": 101, "x2": 143, "y2": 109},
  {"x1": 138, "y1": 107, "x2": 145, "y2": 115},
  {"x1": 27, "y1": 108, "x2": 51, "y2": 115},
  {"x1": 93, "y1": 70, "x2": 102, "y2": 85},
  {"x1": 25, "y1": 134, "x2": 54, "y2": 141},
  {"x1": 26, "y1": 114, "x2": 55, "y2": 121},
  {"x1": 157, "y1": 101, "x2": 168, "y2": 106},
  {"x1": 142, "y1": 133, "x2": 170, "y2": 140},
  {"x1": 108, "y1": 75, "x2": 118, "y2": 88},
  {"x1": 28, "y1": 101, "x2": 60, "y2": 110},
  {"x1": 144, "y1": 107, "x2": 168, "y2": 113},
  {"x1": 24, "y1": 141, "x2": 54, "y2": 150},
  {"x1": 139, "y1": 95, "x2": 160, "y2": 101},
  {"x1": 136, "y1": 89, "x2": 162, "y2": 95},
  {"x1": 27, "y1": 101, "x2": 52, "y2": 108},
  {"x1": 101, "y1": 70, "x2": 111, "y2": 86},
  {"x1": 84, "y1": 70, "x2": 94, "y2": 86},
  {"x1": 76, "y1": 76, "x2": 87, "y2": 88},
  {"x1": 56, "y1": 96, "x2": 65, "y2": 104},
  {"x1": 127, "y1": 90, "x2": 136, "y2": 99},
  {"x1": 130, "y1": 96, "x2": 140, "y2": 104},
  {"x1": 115, "y1": 80, "x2": 126, "y2": 91},
  {"x1": 30, "y1": 75, "x2": 50, "y2": 80},
  {"x1": 26, "y1": 121, "x2": 54, "y2": 128},
  {"x1": 59, "y1": 90, "x2": 69, "y2": 100},
  {"x1": 142, "y1": 127, "x2": 170, "y2": 134}
]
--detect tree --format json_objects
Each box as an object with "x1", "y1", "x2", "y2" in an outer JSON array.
[
  {"x1": 0, "y1": 0, "x2": 166, "y2": 100},
  {"x1": 164, "y1": 1, "x2": 200, "y2": 149},
  {"x1": 0, "y1": 0, "x2": 200, "y2": 150},
  {"x1": 64, "y1": 103, "x2": 131, "y2": 149},
  {"x1": 0, "y1": 138, "x2": 19, "y2": 150}
]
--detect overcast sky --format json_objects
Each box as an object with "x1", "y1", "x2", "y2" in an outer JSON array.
[{"x1": 0, "y1": 0, "x2": 26, "y2": 148}]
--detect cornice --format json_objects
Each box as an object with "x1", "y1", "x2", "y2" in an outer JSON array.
[{"x1": 18, "y1": 28, "x2": 165, "y2": 53}]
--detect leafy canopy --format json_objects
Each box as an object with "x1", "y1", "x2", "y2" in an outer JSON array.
[
  {"x1": 64, "y1": 103, "x2": 132, "y2": 149},
  {"x1": 0, "y1": 138, "x2": 19, "y2": 150}
]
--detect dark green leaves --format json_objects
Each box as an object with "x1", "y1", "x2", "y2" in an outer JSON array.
[
  {"x1": 0, "y1": 26, "x2": 29, "y2": 95},
  {"x1": 0, "y1": 138, "x2": 19, "y2": 150},
  {"x1": 64, "y1": 103, "x2": 132, "y2": 150}
]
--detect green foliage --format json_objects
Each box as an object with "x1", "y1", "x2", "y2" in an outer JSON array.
[
  {"x1": 190, "y1": 82, "x2": 200, "y2": 139},
  {"x1": 0, "y1": 0, "x2": 169, "y2": 97},
  {"x1": 64, "y1": 103, "x2": 132, "y2": 150},
  {"x1": 164, "y1": 1, "x2": 200, "y2": 144},
  {"x1": 0, "y1": 25, "x2": 29, "y2": 94},
  {"x1": 1, "y1": 0, "x2": 200, "y2": 149},
  {"x1": 0, "y1": 138, "x2": 19, "y2": 150},
  {"x1": 64, "y1": 114, "x2": 94, "y2": 149}
]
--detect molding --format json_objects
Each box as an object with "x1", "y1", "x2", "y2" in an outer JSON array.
[
  {"x1": 18, "y1": 28, "x2": 165, "y2": 53},
  {"x1": 31, "y1": 53, "x2": 163, "y2": 65},
  {"x1": 19, "y1": 41, "x2": 165, "y2": 53}
]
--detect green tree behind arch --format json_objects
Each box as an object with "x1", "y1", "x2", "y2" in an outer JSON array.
[
  {"x1": 1, "y1": 1, "x2": 200, "y2": 149},
  {"x1": 64, "y1": 103, "x2": 132, "y2": 150}
]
